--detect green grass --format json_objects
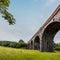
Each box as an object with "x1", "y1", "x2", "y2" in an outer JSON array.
[{"x1": 0, "y1": 46, "x2": 60, "y2": 60}]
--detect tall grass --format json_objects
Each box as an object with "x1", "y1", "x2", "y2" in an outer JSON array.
[{"x1": 0, "y1": 46, "x2": 60, "y2": 60}]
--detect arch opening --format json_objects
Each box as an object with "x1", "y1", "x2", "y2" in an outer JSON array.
[
  {"x1": 31, "y1": 41, "x2": 33, "y2": 49},
  {"x1": 42, "y1": 22, "x2": 60, "y2": 52},
  {"x1": 54, "y1": 31, "x2": 60, "y2": 43},
  {"x1": 34, "y1": 36, "x2": 40, "y2": 50}
]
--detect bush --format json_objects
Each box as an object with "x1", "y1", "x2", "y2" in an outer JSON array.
[
  {"x1": 0, "y1": 41, "x2": 10, "y2": 47},
  {"x1": 0, "y1": 40, "x2": 27, "y2": 49},
  {"x1": 18, "y1": 40, "x2": 27, "y2": 48},
  {"x1": 55, "y1": 47, "x2": 60, "y2": 51},
  {"x1": 54, "y1": 43, "x2": 60, "y2": 51},
  {"x1": 9, "y1": 42, "x2": 18, "y2": 48}
]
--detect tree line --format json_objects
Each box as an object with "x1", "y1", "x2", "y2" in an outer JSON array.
[
  {"x1": 0, "y1": 40, "x2": 60, "y2": 51},
  {"x1": 0, "y1": 40, "x2": 27, "y2": 49},
  {"x1": 54, "y1": 43, "x2": 60, "y2": 51}
]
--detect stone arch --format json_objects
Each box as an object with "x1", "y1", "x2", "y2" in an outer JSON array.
[
  {"x1": 27, "y1": 43, "x2": 31, "y2": 49},
  {"x1": 41, "y1": 21, "x2": 60, "y2": 52},
  {"x1": 31, "y1": 40, "x2": 33, "y2": 49},
  {"x1": 54, "y1": 31, "x2": 60, "y2": 43},
  {"x1": 34, "y1": 36, "x2": 40, "y2": 50}
]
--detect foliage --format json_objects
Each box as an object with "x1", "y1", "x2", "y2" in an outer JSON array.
[
  {"x1": 54, "y1": 43, "x2": 60, "y2": 51},
  {"x1": 9, "y1": 42, "x2": 18, "y2": 48},
  {"x1": 0, "y1": 0, "x2": 15, "y2": 25},
  {"x1": 18, "y1": 40, "x2": 27, "y2": 48},
  {"x1": 0, "y1": 40, "x2": 27, "y2": 49},
  {"x1": 0, "y1": 41, "x2": 11, "y2": 46},
  {"x1": 19, "y1": 39, "x2": 25, "y2": 43}
]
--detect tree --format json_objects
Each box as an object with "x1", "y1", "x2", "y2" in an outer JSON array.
[
  {"x1": 54, "y1": 43, "x2": 60, "y2": 51},
  {"x1": 9, "y1": 42, "x2": 18, "y2": 48},
  {"x1": 1, "y1": 41, "x2": 9, "y2": 46},
  {"x1": 0, "y1": 41, "x2": 12, "y2": 47},
  {"x1": 18, "y1": 39, "x2": 27, "y2": 48},
  {"x1": 19, "y1": 39, "x2": 25, "y2": 43},
  {"x1": 0, "y1": 0, "x2": 15, "y2": 25}
]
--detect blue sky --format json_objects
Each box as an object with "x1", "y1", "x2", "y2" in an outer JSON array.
[{"x1": 0, "y1": 0, "x2": 60, "y2": 43}]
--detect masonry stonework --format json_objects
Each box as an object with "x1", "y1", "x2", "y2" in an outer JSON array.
[{"x1": 27, "y1": 5, "x2": 60, "y2": 52}]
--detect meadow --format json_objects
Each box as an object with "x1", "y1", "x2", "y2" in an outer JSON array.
[{"x1": 0, "y1": 46, "x2": 60, "y2": 60}]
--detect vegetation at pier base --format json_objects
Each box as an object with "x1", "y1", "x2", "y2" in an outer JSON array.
[
  {"x1": 0, "y1": 46, "x2": 60, "y2": 60},
  {"x1": 54, "y1": 43, "x2": 60, "y2": 51}
]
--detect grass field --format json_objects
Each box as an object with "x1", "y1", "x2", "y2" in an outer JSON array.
[{"x1": 0, "y1": 46, "x2": 60, "y2": 60}]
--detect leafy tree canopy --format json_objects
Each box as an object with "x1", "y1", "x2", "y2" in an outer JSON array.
[
  {"x1": 19, "y1": 39, "x2": 25, "y2": 43},
  {"x1": 0, "y1": 0, "x2": 15, "y2": 25}
]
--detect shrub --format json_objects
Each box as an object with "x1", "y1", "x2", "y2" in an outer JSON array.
[
  {"x1": 54, "y1": 43, "x2": 60, "y2": 51},
  {"x1": 18, "y1": 40, "x2": 27, "y2": 48},
  {"x1": 9, "y1": 42, "x2": 18, "y2": 48}
]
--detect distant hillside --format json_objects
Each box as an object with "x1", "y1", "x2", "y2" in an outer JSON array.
[{"x1": 0, "y1": 41, "x2": 13, "y2": 46}]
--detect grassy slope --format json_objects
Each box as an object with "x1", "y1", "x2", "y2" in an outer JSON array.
[{"x1": 0, "y1": 46, "x2": 60, "y2": 60}]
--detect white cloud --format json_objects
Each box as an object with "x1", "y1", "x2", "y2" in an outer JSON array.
[{"x1": 0, "y1": 27, "x2": 19, "y2": 42}]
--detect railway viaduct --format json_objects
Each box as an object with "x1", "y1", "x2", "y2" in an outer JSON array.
[{"x1": 27, "y1": 5, "x2": 60, "y2": 52}]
